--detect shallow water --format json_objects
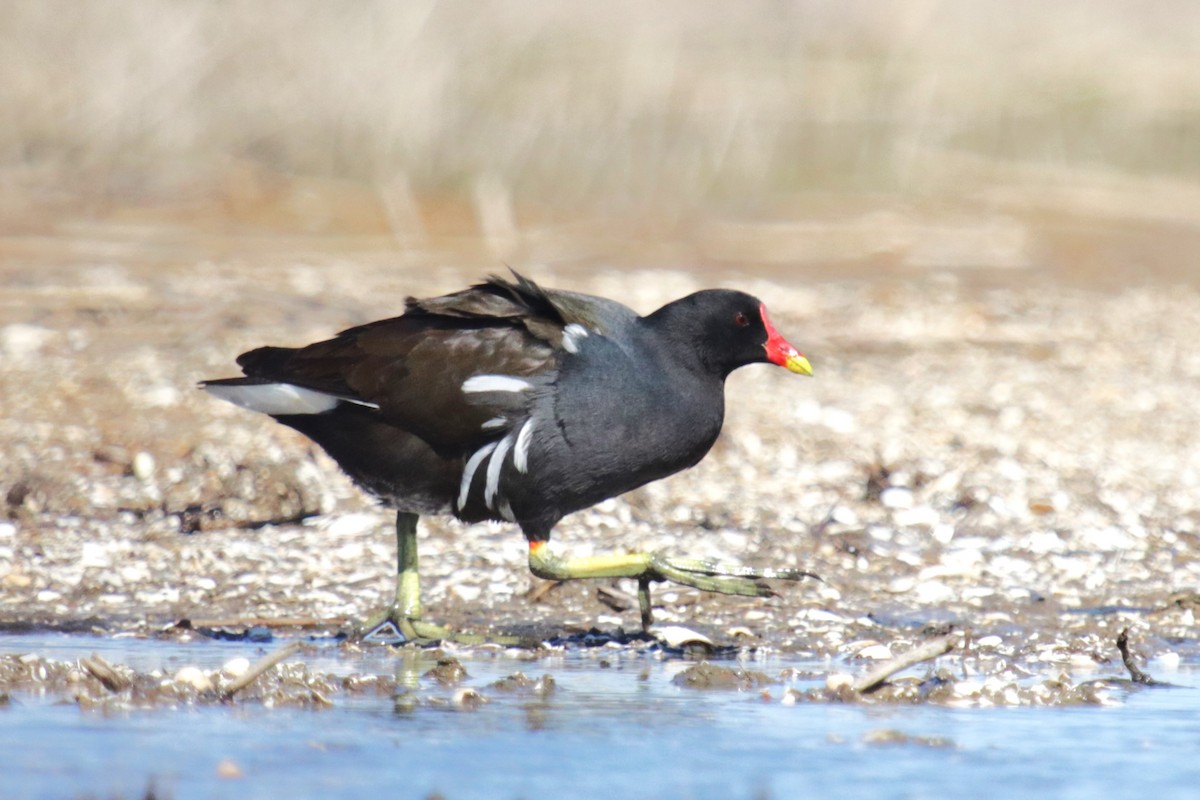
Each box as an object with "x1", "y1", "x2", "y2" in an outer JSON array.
[{"x1": 2, "y1": 634, "x2": 1199, "y2": 800}]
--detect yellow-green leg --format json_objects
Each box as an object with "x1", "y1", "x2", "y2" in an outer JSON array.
[
  {"x1": 355, "y1": 512, "x2": 454, "y2": 642},
  {"x1": 528, "y1": 540, "x2": 817, "y2": 631},
  {"x1": 355, "y1": 512, "x2": 525, "y2": 646}
]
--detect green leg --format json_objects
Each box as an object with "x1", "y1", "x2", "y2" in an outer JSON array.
[
  {"x1": 528, "y1": 541, "x2": 818, "y2": 632},
  {"x1": 393, "y1": 510, "x2": 421, "y2": 620},
  {"x1": 355, "y1": 512, "x2": 467, "y2": 643},
  {"x1": 354, "y1": 512, "x2": 524, "y2": 646}
]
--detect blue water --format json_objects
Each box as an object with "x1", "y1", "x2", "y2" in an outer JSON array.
[{"x1": 1, "y1": 634, "x2": 1197, "y2": 800}]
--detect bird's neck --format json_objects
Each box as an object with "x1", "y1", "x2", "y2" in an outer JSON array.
[{"x1": 642, "y1": 307, "x2": 731, "y2": 381}]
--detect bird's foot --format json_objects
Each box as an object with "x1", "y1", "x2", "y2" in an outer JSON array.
[
  {"x1": 351, "y1": 606, "x2": 537, "y2": 647},
  {"x1": 528, "y1": 542, "x2": 817, "y2": 597},
  {"x1": 645, "y1": 554, "x2": 819, "y2": 598},
  {"x1": 528, "y1": 542, "x2": 819, "y2": 630},
  {"x1": 352, "y1": 606, "x2": 461, "y2": 645},
  {"x1": 638, "y1": 556, "x2": 819, "y2": 631}
]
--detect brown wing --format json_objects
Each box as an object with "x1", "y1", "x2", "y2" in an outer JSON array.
[{"x1": 234, "y1": 275, "x2": 567, "y2": 454}]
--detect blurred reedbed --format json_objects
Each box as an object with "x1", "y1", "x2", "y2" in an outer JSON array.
[{"x1": 2, "y1": 0, "x2": 1200, "y2": 223}]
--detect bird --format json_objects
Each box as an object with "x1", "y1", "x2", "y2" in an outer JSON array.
[{"x1": 202, "y1": 272, "x2": 814, "y2": 641}]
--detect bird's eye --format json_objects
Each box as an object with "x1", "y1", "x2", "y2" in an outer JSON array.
[{"x1": 734, "y1": 312, "x2": 750, "y2": 328}]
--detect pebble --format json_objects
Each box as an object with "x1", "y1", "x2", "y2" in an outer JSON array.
[
  {"x1": 175, "y1": 666, "x2": 213, "y2": 692},
  {"x1": 139, "y1": 386, "x2": 181, "y2": 408},
  {"x1": 221, "y1": 657, "x2": 251, "y2": 677},
  {"x1": 450, "y1": 584, "x2": 482, "y2": 602},
  {"x1": 857, "y1": 644, "x2": 894, "y2": 661},
  {"x1": 931, "y1": 523, "x2": 956, "y2": 544},
  {"x1": 452, "y1": 687, "x2": 487, "y2": 709},
  {"x1": 0, "y1": 323, "x2": 54, "y2": 360},
  {"x1": 79, "y1": 542, "x2": 109, "y2": 568},
  {"x1": 1155, "y1": 652, "x2": 1181, "y2": 671},
  {"x1": 829, "y1": 505, "x2": 858, "y2": 526},
  {"x1": 820, "y1": 407, "x2": 856, "y2": 434},
  {"x1": 880, "y1": 487, "x2": 914, "y2": 510},
  {"x1": 792, "y1": 608, "x2": 846, "y2": 623},
  {"x1": 813, "y1": 583, "x2": 842, "y2": 602},
  {"x1": 1068, "y1": 653, "x2": 1100, "y2": 670},
  {"x1": 825, "y1": 673, "x2": 854, "y2": 691},
  {"x1": 131, "y1": 452, "x2": 156, "y2": 481},
  {"x1": 913, "y1": 580, "x2": 955, "y2": 604},
  {"x1": 894, "y1": 506, "x2": 940, "y2": 528},
  {"x1": 317, "y1": 512, "x2": 385, "y2": 537},
  {"x1": 652, "y1": 625, "x2": 714, "y2": 648}
]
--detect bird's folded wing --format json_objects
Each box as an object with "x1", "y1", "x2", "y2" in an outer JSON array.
[{"x1": 234, "y1": 279, "x2": 570, "y2": 452}]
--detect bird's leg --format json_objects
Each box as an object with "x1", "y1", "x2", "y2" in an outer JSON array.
[
  {"x1": 394, "y1": 509, "x2": 421, "y2": 619},
  {"x1": 355, "y1": 512, "x2": 462, "y2": 643},
  {"x1": 355, "y1": 512, "x2": 530, "y2": 646},
  {"x1": 527, "y1": 540, "x2": 818, "y2": 630},
  {"x1": 637, "y1": 576, "x2": 654, "y2": 631}
]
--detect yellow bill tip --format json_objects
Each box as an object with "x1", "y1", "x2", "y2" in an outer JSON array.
[{"x1": 785, "y1": 354, "x2": 813, "y2": 376}]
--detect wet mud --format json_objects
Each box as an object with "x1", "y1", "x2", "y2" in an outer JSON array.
[{"x1": 1, "y1": 208, "x2": 1198, "y2": 714}]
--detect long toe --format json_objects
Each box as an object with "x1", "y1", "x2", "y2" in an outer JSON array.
[
  {"x1": 648, "y1": 557, "x2": 770, "y2": 598},
  {"x1": 352, "y1": 606, "x2": 538, "y2": 647},
  {"x1": 650, "y1": 555, "x2": 819, "y2": 596},
  {"x1": 352, "y1": 606, "x2": 452, "y2": 644},
  {"x1": 352, "y1": 608, "x2": 420, "y2": 644}
]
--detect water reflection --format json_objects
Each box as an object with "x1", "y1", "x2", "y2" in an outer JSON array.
[{"x1": 1, "y1": 634, "x2": 1197, "y2": 799}]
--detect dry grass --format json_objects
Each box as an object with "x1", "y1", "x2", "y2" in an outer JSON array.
[{"x1": 3, "y1": 0, "x2": 1199, "y2": 221}]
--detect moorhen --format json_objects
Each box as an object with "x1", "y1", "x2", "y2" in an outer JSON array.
[{"x1": 203, "y1": 272, "x2": 814, "y2": 640}]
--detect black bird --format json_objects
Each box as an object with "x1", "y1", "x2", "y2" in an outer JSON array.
[{"x1": 203, "y1": 273, "x2": 813, "y2": 640}]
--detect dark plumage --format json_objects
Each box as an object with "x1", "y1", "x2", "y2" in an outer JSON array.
[{"x1": 203, "y1": 273, "x2": 813, "y2": 639}]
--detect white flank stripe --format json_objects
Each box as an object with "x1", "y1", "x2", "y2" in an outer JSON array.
[
  {"x1": 513, "y1": 418, "x2": 535, "y2": 474},
  {"x1": 562, "y1": 323, "x2": 589, "y2": 354},
  {"x1": 498, "y1": 499, "x2": 515, "y2": 523},
  {"x1": 481, "y1": 416, "x2": 508, "y2": 430},
  {"x1": 458, "y1": 441, "x2": 498, "y2": 511},
  {"x1": 462, "y1": 374, "x2": 532, "y2": 393},
  {"x1": 204, "y1": 382, "x2": 349, "y2": 415},
  {"x1": 485, "y1": 435, "x2": 514, "y2": 509}
]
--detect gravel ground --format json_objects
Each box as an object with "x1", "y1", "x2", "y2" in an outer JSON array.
[{"x1": 2, "y1": 245, "x2": 1199, "y2": 702}]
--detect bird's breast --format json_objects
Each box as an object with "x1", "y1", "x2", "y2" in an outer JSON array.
[{"x1": 521, "y1": 342, "x2": 725, "y2": 513}]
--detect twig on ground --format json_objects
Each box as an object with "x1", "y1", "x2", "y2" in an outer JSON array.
[
  {"x1": 80, "y1": 653, "x2": 131, "y2": 692},
  {"x1": 1117, "y1": 628, "x2": 1159, "y2": 685},
  {"x1": 854, "y1": 635, "x2": 958, "y2": 693},
  {"x1": 527, "y1": 580, "x2": 562, "y2": 604},
  {"x1": 180, "y1": 617, "x2": 326, "y2": 630},
  {"x1": 596, "y1": 584, "x2": 637, "y2": 612},
  {"x1": 958, "y1": 628, "x2": 974, "y2": 681},
  {"x1": 808, "y1": 501, "x2": 842, "y2": 536},
  {"x1": 221, "y1": 641, "x2": 304, "y2": 699}
]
